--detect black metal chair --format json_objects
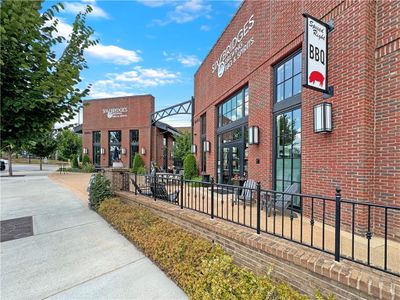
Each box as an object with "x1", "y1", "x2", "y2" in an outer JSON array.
[
  {"x1": 130, "y1": 177, "x2": 153, "y2": 196},
  {"x1": 150, "y1": 183, "x2": 179, "y2": 203}
]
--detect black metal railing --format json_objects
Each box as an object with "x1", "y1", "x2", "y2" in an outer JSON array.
[{"x1": 129, "y1": 173, "x2": 400, "y2": 277}]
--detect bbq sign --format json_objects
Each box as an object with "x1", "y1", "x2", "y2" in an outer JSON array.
[{"x1": 303, "y1": 13, "x2": 329, "y2": 93}]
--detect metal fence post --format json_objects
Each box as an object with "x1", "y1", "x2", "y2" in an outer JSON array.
[
  {"x1": 134, "y1": 173, "x2": 137, "y2": 195},
  {"x1": 154, "y1": 173, "x2": 157, "y2": 201},
  {"x1": 335, "y1": 187, "x2": 341, "y2": 262},
  {"x1": 256, "y1": 181, "x2": 261, "y2": 234},
  {"x1": 180, "y1": 175, "x2": 184, "y2": 209},
  {"x1": 211, "y1": 177, "x2": 215, "y2": 219}
]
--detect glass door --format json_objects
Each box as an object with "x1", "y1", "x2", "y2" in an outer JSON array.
[{"x1": 221, "y1": 143, "x2": 243, "y2": 184}]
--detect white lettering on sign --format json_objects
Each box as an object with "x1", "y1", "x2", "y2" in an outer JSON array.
[
  {"x1": 102, "y1": 107, "x2": 128, "y2": 119},
  {"x1": 211, "y1": 14, "x2": 255, "y2": 78},
  {"x1": 303, "y1": 14, "x2": 329, "y2": 92}
]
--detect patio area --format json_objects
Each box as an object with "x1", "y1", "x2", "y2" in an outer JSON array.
[{"x1": 132, "y1": 176, "x2": 400, "y2": 275}]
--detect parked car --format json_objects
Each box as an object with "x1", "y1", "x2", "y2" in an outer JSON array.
[{"x1": 0, "y1": 159, "x2": 8, "y2": 171}]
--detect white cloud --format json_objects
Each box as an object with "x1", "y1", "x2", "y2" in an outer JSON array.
[
  {"x1": 63, "y1": 1, "x2": 109, "y2": 19},
  {"x1": 163, "y1": 52, "x2": 200, "y2": 67},
  {"x1": 140, "y1": 0, "x2": 212, "y2": 25},
  {"x1": 89, "y1": 67, "x2": 181, "y2": 98},
  {"x1": 86, "y1": 44, "x2": 142, "y2": 65},
  {"x1": 200, "y1": 24, "x2": 210, "y2": 31}
]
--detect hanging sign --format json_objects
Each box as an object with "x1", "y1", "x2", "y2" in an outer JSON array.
[{"x1": 303, "y1": 13, "x2": 329, "y2": 93}]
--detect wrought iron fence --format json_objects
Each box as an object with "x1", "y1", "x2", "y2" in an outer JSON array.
[{"x1": 127, "y1": 173, "x2": 400, "y2": 277}]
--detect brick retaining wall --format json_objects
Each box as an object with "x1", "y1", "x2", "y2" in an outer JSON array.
[{"x1": 115, "y1": 191, "x2": 400, "y2": 300}]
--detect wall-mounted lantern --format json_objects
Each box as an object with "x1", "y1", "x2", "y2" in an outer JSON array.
[
  {"x1": 191, "y1": 144, "x2": 197, "y2": 154},
  {"x1": 141, "y1": 147, "x2": 146, "y2": 155},
  {"x1": 248, "y1": 126, "x2": 259, "y2": 145},
  {"x1": 203, "y1": 141, "x2": 210, "y2": 153},
  {"x1": 314, "y1": 102, "x2": 332, "y2": 133},
  {"x1": 121, "y1": 148, "x2": 127, "y2": 155},
  {"x1": 83, "y1": 148, "x2": 88, "y2": 154},
  {"x1": 100, "y1": 148, "x2": 105, "y2": 155}
]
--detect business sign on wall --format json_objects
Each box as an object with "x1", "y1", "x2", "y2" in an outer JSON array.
[
  {"x1": 102, "y1": 107, "x2": 128, "y2": 119},
  {"x1": 211, "y1": 14, "x2": 255, "y2": 78},
  {"x1": 303, "y1": 13, "x2": 329, "y2": 93}
]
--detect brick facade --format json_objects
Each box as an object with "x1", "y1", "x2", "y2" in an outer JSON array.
[
  {"x1": 193, "y1": 1, "x2": 399, "y2": 237},
  {"x1": 82, "y1": 95, "x2": 176, "y2": 170}
]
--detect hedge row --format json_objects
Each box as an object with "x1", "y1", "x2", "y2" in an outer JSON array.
[{"x1": 98, "y1": 199, "x2": 330, "y2": 300}]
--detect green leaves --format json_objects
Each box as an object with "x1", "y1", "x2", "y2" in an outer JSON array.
[{"x1": 0, "y1": 0, "x2": 98, "y2": 155}]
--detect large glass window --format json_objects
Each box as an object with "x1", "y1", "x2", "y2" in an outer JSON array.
[
  {"x1": 92, "y1": 131, "x2": 101, "y2": 166},
  {"x1": 276, "y1": 52, "x2": 302, "y2": 103},
  {"x1": 273, "y1": 50, "x2": 302, "y2": 207},
  {"x1": 130, "y1": 130, "x2": 139, "y2": 168},
  {"x1": 108, "y1": 131, "x2": 121, "y2": 166},
  {"x1": 218, "y1": 86, "x2": 249, "y2": 128},
  {"x1": 200, "y1": 113, "x2": 206, "y2": 172}
]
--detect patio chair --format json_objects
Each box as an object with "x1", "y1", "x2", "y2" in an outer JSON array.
[
  {"x1": 266, "y1": 182, "x2": 299, "y2": 216},
  {"x1": 130, "y1": 177, "x2": 153, "y2": 196},
  {"x1": 150, "y1": 183, "x2": 179, "y2": 203},
  {"x1": 233, "y1": 179, "x2": 257, "y2": 205}
]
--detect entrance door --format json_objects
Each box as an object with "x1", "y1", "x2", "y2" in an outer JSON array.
[{"x1": 221, "y1": 143, "x2": 242, "y2": 184}]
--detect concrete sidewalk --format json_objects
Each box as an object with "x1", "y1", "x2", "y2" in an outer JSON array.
[{"x1": 0, "y1": 175, "x2": 187, "y2": 300}]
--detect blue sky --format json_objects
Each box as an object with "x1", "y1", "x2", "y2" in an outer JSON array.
[{"x1": 45, "y1": 0, "x2": 241, "y2": 126}]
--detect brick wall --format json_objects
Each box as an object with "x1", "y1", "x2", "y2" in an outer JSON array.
[
  {"x1": 82, "y1": 95, "x2": 154, "y2": 169},
  {"x1": 116, "y1": 191, "x2": 400, "y2": 300},
  {"x1": 193, "y1": 0, "x2": 399, "y2": 237}
]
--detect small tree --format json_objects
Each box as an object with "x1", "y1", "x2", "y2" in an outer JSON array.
[
  {"x1": 88, "y1": 172, "x2": 114, "y2": 210},
  {"x1": 184, "y1": 154, "x2": 198, "y2": 180},
  {"x1": 174, "y1": 132, "x2": 191, "y2": 163},
  {"x1": 27, "y1": 131, "x2": 58, "y2": 170},
  {"x1": 82, "y1": 154, "x2": 90, "y2": 166},
  {"x1": 71, "y1": 154, "x2": 79, "y2": 169},
  {"x1": 131, "y1": 153, "x2": 144, "y2": 174},
  {"x1": 56, "y1": 129, "x2": 82, "y2": 161}
]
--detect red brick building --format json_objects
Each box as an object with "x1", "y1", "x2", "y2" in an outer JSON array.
[
  {"x1": 82, "y1": 95, "x2": 178, "y2": 170},
  {"x1": 192, "y1": 0, "x2": 399, "y2": 216}
]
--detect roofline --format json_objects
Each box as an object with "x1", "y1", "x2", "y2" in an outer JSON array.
[
  {"x1": 84, "y1": 94, "x2": 154, "y2": 102},
  {"x1": 194, "y1": 0, "x2": 246, "y2": 77}
]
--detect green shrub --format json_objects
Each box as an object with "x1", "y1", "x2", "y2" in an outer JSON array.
[
  {"x1": 71, "y1": 154, "x2": 79, "y2": 169},
  {"x1": 83, "y1": 163, "x2": 95, "y2": 173},
  {"x1": 183, "y1": 154, "x2": 198, "y2": 179},
  {"x1": 98, "y1": 199, "x2": 315, "y2": 300},
  {"x1": 88, "y1": 173, "x2": 114, "y2": 210},
  {"x1": 131, "y1": 153, "x2": 144, "y2": 174},
  {"x1": 137, "y1": 166, "x2": 147, "y2": 175},
  {"x1": 82, "y1": 154, "x2": 90, "y2": 166}
]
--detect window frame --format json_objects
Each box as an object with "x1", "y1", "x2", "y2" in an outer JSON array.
[{"x1": 273, "y1": 50, "x2": 302, "y2": 113}]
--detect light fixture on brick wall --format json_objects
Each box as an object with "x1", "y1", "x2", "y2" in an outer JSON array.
[
  {"x1": 248, "y1": 126, "x2": 259, "y2": 145},
  {"x1": 121, "y1": 148, "x2": 127, "y2": 155},
  {"x1": 203, "y1": 141, "x2": 210, "y2": 152},
  {"x1": 83, "y1": 148, "x2": 88, "y2": 154},
  {"x1": 191, "y1": 144, "x2": 197, "y2": 154},
  {"x1": 314, "y1": 102, "x2": 332, "y2": 133},
  {"x1": 141, "y1": 147, "x2": 146, "y2": 155},
  {"x1": 100, "y1": 148, "x2": 105, "y2": 155}
]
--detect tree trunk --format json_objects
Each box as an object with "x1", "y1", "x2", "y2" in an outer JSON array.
[
  {"x1": 40, "y1": 158, "x2": 43, "y2": 171},
  {"x1": 8, "y1": 152, "x2": 13, "y2": 176}
]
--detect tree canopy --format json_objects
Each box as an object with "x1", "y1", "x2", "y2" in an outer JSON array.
[
  {"x1": 173, "y1": 132, "x2": 192, "y2": 163},
  {"x1": 26, "y1": 131, "x2": 58, "y2": 170},
  {"x1": 56, "y1": 129, "x2": 82, "y2": 161},
  {"x1": 0, "y1": 0, "x2": 97, "y2": 174}
]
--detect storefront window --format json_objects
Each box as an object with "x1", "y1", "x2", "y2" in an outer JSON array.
[
  {"x1": 108, "y1": 131, "x2": 121, "y2": 166},
  {"x1": 130, "y1": 130, "x2": 139, "y2": 168},
  {"x1": 218, "y1": 86, "x2": 248, "y2": 128},
  {"x1": 200, "y1": 113, "x2": 206, "y2": 172},
  {"x1": 92, "y1": 131, "x2": 101, "y2": 166},
  {"x1": 276, "y1": 52, "x2": 302, "y2": 103},
  {"x1": 274, "y1": 50, "x2": 302, "y2": 207}
]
